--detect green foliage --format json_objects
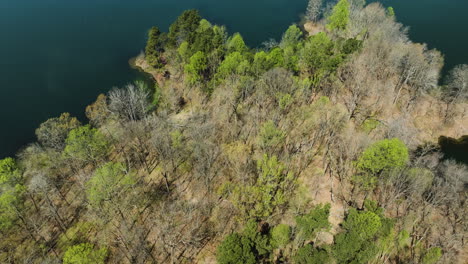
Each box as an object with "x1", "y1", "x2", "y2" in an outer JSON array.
[
  {"x1": 145, "y1": 26, "x2": 164, "y2": 68},
  {"x1": 340, "y1": 38, "x2": 363, "y2": 55},
  {"x1": 184, "y1": 51, "x2": 208, "y2": 86},
  {"x1": 270, "y1": 224, "x2": 291, "y2": 248},
  {"x1": 280, "y1": 24, "x2": 303, "y2": 48},
  {"x1": 0, "y1": 158, "x2": 21, "y2": 186},
  {"x1": 268, "y1": 48, "x2": 285, "y2": 68},
  {"x1": 63, "y1": 243, "x2": 107, "y2": 264},
  {"x1": 227, "y1": 33, "x2": 248, "y2": 54},
  {"x1": 258, "y1": 121, "x2": 285, "y2": 150},
  {"x1": 0, "y1": 187, "x2": 22, "y2": 230},
  {"x1": 295, "y1": 204, "x2": 331, "y2": 241},
  {"x1": 422, "y1": 247, "x2": 442, "y2": 264},
  {"x1": 342, "y1": 209, "x2": 382, "y2": 240},
  {"x1": 387, "y1": 7, "x2": 395, "y2": 17},
  {"x1": 86, "y1": 162, "x2": 136, "y2": 208},
  {"x1": 64, "y1": 125, "x2": 110, "y2": 163},
  {"x1": 212, "y1": 25, "x2": 228, "y2": 48},
  {"x1": 278, "y1": 93, "x2": 293, "y2": 110},
  {"x1": 253, "y1": 155, "x2": 294, "y2": 218},
  {"x1": 356, "y1": 138, "x2": 409, "y2": 175},
  {"x1": 294, "y1": 244, "x2": 331, "y2": 264},
  {"x1": 191, "y1": 19, "x2": 218, "y2": 54},
  {"x1": 327, "y1": 0, "x2": 350, "y2": 31},
  {"x1": 299, "y1": 32, "x2": 342, "y2": 81},
  {"x1": 170, "y1": 130, "x2": 184, "y2": 148},
  {"x1": 333, "y1": 204, "x2": 394, "y2": 264},
  {"x1": 397, "y1": 230, "x2": 411, "y2": 250},
  {"x1": 0, "y1": 158, "x2": 24, "y2": 231},
  {"x1": 228, "y1": 155, "x2": 294, "y2": 219},
  {"x1": 252, "y1": 51, "x2": 273, "y2": 76},
  {"x1": 215, "y1": 52, "x2": 248, "y2": 81},
  {"x1": 217, "y1": 233, "x2": 256, "y2": 264},
  {"x1": 177, "y1": 41, "x2": 191, "y2": 62},
  {"x1": 168, "y1": 9, "x2": 201, "y2": 47},
  {"x1": 243, "y1": 220, "x2": 272, "y2": 256},
  {"x1": 353, "y1": 138, "x2": 408, "y2": 190},
  {"x1": 361, "y1": 118, "x2": 379, "y2": 133}
]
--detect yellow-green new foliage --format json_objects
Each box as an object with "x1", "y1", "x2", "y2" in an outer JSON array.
[
  {"x1": 63, "y1": 243, "x2": 107, "y2": 264},
  {"x1": 226, "y1": 155, "x2": 294, "y2": 219},
  {"x1": 326, "y1": 0, "x2": 350, "y2": 31},
  {"x1": 270, "y1": 224, "x2": 291, "y2": 248},
  {"x1": 353, "y1": 138, "x2": 408, "y2": 190},
  {"x1": 0, "y1": 158, "x2": 21, "y2": 185},
  {"x1": 227, "y1": 33, "x2": 248, "y2": 54},
  {"x1": 356, "y1": 138, "x2": 409, "y2": 175},
  {"x1": 295, "y1": 204, "x2": 331, "y2": 242},
  {"x1": 184, "y1": 51, "x2": 207, "y2": 85},
  {"x1": 86, "y1": 162, "x2": 136, "y2": 208},
  {"x1": 64, "y1": 125, "x2": 110, "y2": 163}
]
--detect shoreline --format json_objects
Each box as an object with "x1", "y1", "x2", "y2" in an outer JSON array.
[{"x1": 128, "y1": 53, "x2": 165, "y2": 87}]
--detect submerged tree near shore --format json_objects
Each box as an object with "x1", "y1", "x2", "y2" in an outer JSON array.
[{"x1": 0, "y1": 1, "x2": 467, "y2": 263}]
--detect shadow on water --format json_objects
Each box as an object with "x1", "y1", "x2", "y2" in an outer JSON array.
[{"x1": 438, "y1": 135, "x2": 468, "y2": 165}]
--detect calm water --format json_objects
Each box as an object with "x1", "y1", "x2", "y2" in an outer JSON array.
[{"x1": 0, "y1": 0, "x2": 467, "y2": 158}]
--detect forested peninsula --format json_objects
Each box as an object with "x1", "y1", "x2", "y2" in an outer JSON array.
[{"x1": 1, "y1": 0, "x2": 467, "y2": 263}]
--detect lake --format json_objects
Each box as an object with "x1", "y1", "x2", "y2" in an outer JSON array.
[{"x1": 1, "y1": 0, "x2": 467, "y2": 158}]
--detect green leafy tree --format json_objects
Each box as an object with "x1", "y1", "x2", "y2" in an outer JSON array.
[
  {"x1": 294, "y1": 244, "x2": 331, "y2": 264},
  {"x1": 284, "y1": 45, "x2": 300, "y2": 72},
  {"x1": 184, "y1": 51, "x2": 208, "y2": 86},
  {"x1": 217, "y1": 233, "x2": 256, "y2": 264},
  {"x1": 257, "y1": 121, "x2": 285, "y2": 151},
  {"x1": 0, "y1": 186, "x2": 24, "y2": 231},
  {"x1": 215, "y1": 52, "x2": 248, "y2": 81},
  {"x1": 270, "y1": 224, "x2": 291, "y2": 248},
  {"x1": 177, "y1": 41, "x2": 191, "y2": 62},
  {"x1": 167, "y1": 9, "x2": 201, "y2": 47},
  {"x1": 227, "y1": 33, "x2": 248, "y2": 54},
  {"x1": 0, "y1": 158, "x2": 24, "y2": 231},
  {"x1": 299, "y1": 32, "x2": 342, "y2": 82},
  {"x1": 64, "y1": 125, "x2": 110, "y2": 164},
  {"x1": 243, "y1": 220, "x2": 272, "y2": 256},
  {"x1": 353, "y1": 138, "x2": 408, "y2": 190},
  {"x1": 145, "y1": 26, "x2": 164, "y2": 68},
  {"x1": 295, "y1": 204, "x2": 331, "y2": 242},
  {"x1": 191, "y1": 19, "x2": 217, "y2": 54},
  {"x1": 63, "y1": 243, "x2": 107, "y2": 264},
  {"x1": 0, "y1": 158, "x2": 21, "y2": 185},
  {"x1": 252, "y1": 51, "x2": 273, "y2": 76},
  {"x1": 86, "y1": 162, "x2": 136, "y2": 209},
  {"x1": 333, "y1": 204, "x2": 394, "y2": 264},
  {"x1": 268, "y1": 47, "x2": 285, "y2": 68},
  {"x1": 387, "y1": 7, "x2": 395, "y2": 17},
  {"x1": 421, "y1": 247, "x2": 442, "y2": 264},
  {"x1": 356, "y1": 138, "x2": 409, "y2": 175},
  {"x1": 327, "y1": 0, "x2": 350, "y2": 31},
  {"x1": 280, "y1": 24, "x2": 303, "y2": 48},
  {"x1": 226, "y1": 155, "x2": 294, "y2": 219}
]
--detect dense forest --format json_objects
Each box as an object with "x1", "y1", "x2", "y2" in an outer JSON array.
[{"x1": 1, "y1": 0, "x2": 467, "y2": 263}]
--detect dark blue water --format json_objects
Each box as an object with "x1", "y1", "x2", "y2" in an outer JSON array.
[{"x1": 0, "y1": 0, "x2": 467, "y2": 158}]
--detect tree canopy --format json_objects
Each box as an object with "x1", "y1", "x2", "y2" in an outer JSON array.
[
  {"x1": 63, "y1": 243, "x2": 108, "y2": 264},
  {"x1": 64, "y1": 125, "x2": 110, "y2": 164}
]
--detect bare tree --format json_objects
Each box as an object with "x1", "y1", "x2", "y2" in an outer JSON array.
[
  {"x1": 306, "y1": 0, "x2": 323, "y2": 22},
  {"x1": 443, "y1": 64, "x2": 468, "y2": 120},
  {"x1": 108, "y1": 82, "x2": 151, "y2": 122},
  {"x1": 28, "y1": 173, "x2": 68, "y2": 232},
  {"x1": 35, "y1": 113, "x2": 81, "y2": 150}
]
